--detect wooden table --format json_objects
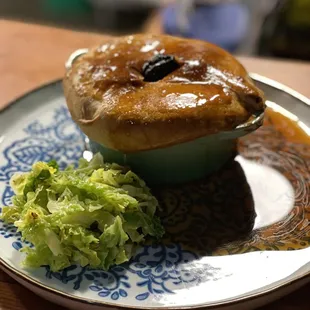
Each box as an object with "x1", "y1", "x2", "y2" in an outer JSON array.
[{"x1": 1, "y1": 19, "x2": 310, "y2": 310}]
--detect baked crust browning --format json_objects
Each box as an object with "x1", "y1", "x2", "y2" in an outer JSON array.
[{"x1": 63, "y1": 34, "x2": 265, "y2": 152}]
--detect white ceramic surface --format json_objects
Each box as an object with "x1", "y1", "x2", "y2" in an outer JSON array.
[{"x1": 0, "y1": 75, "x2": 310, "y2": 310}]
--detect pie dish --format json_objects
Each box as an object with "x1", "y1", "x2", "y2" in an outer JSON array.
[{"x1": 63, "y1": 34, "x2": 265, "y2": 184}]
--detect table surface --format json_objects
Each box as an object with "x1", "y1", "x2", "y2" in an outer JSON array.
[{"x1": 0, "y1": 19, "x2": 310, "y2": 310}]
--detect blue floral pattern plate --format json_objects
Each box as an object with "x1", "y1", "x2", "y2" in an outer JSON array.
[{"x1": 1, "y1": 76, "x2": 310, "y2": 310}]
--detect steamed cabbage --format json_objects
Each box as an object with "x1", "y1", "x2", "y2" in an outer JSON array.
[{"x1": 1, "y1": 154, "x2": 164, "y2": 271}]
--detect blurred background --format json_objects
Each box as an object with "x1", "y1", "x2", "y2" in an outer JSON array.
[{"x1": 1, "y1": 0, "x2": 309, "y2": 61}]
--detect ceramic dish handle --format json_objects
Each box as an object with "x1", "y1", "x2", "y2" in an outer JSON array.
[
  {"x1": 65, "y1": 48, "x2": 89, "y2": 70},
  {"x1": 235, "y1": 110, "x2": 265, "y2": 134}
]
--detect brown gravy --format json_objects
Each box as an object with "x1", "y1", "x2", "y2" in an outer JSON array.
[{"x1": 265, "y1": 107, "x2": 310, "y2": 145}]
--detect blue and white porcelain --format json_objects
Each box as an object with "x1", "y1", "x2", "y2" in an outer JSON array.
[{"x1": 1, "y1": 76, "x2": 310, "y2": 310}]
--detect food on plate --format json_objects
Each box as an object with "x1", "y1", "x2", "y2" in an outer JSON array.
[
  {"x1": 63, "y1": 34, "x2": 266, "y2": 184},
  {"x1": 1, "y1": 154, "x2": 164, "y2": 272}
]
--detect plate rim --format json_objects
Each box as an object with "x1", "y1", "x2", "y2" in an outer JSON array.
[{"x1": 0, "y1": 73, "x2": 310, "y2": 309}]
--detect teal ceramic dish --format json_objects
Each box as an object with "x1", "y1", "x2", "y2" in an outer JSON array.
[
  {"x1": 67, "y1": 49, "x2": 265, "y2": 185},
  {"x1": 86, "y1": 112, "x2": 264, "y2": 185}
]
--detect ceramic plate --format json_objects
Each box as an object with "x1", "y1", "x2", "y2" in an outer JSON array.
[{"x1": 1, "y1": 75, "x2": 310, "y2": 310}]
